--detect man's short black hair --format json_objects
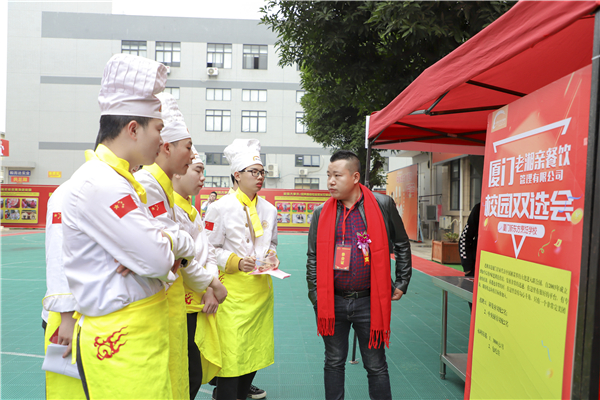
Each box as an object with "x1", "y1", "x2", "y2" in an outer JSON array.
[
  {"x1": 210, "y1": 191, "x2": 217, "y2": 196},
  {"x1": 95, "y1": 115, "x2": 152, "y2": 150},
  {"x1": 330, "y1": 150, "x2": 361, "y2": 174},
  {"x1": 231, "y1": 174, "x2": 237, "y2": 185}
]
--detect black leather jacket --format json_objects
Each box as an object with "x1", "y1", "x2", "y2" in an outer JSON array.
[{"x1": 306, "y1": 192, "x2": 412, "y2": 305}]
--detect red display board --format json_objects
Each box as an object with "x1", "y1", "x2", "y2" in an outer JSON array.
[
  {"x1": 195, "y1": 188, "x2": 331, "y2": 232},
  {"x1": 466, "y1": 65, "x2": 591, "y2": 399},
  {"x1": 385, "y1": 164, "x2": 418, "y2": 240},
  {"x1": 1, "y1": 184, "x2": 58, "y2": 228}
]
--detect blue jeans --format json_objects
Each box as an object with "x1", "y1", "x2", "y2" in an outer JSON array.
[{"x1": 316, "y1": 295, "x2": 392, "y2": 400}]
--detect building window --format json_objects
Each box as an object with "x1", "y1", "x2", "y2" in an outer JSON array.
[
  {"x1": 163, "y1": 87, "x2": 180, "y2": 99},
  {"x1": 242, "y1": 89, "x2": 267, "y2": 102},
  {"x1": 156, "y1": 41, "x2": 181, "y2": 67},
  {"x1": 204, "y1": 176, "x2": 230, "y2": 188},
  {"x1": 206, "y1": 88, "x2": 231, "y2": 101},
  {"x1": 206, "y1": 153, "x2": 229, "y2": 165},
  {"x1": 470, "y1": 163, "x2": 482, "y2": 208},
  {"x1": 206, "y1": 110, "x2": 231, "y2": 132},
  {"x1": 243, "y1": 45, "x2": 268, "y2": 70},
  {"x1": 242, "y1": 111, "x2": 266, "y2": 133},
  {"x1": 296, "y1": 112, "x2": 307, "y2": 134},
  {"x1": 450, "y1": 159, "x2": 460, "y2": 210},
  {"x1": 121, "y1": 40, "x2": 147, "y2": 57},
  {"x1": 295, "y1": 155, "x2": 320, "y2": 167},
  {"x1": 295, "y1": 178, "x2": 319, "y2": 190},
  {"x1": 207, "y1": 43, "x2": 232, "y2": 68},
  {"x1": 296, "y1": 90, "x2": 305, "y2": 103}
]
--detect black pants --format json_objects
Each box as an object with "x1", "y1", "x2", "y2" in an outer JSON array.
[
  {"x1": 187, "y1": 312, "x2": 203, "y2": 400},
  {"x1": 216, "y1": 371, "x2": 256, "y2": 400}
]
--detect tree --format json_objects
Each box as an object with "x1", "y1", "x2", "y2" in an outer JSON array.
[{"x1": 261, "y1": 1, "x2": 515, "y2": 187}]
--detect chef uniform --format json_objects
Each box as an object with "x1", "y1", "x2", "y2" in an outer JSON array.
[
  {"x1": 62, "y1": 54, "x2": 179, "y2": 400},
  {"x1": 172, "y1": 148, "x2": 222, "y2": 396},
  {"x1": 204, "y1": 139, "x2": 278, "y2": 390},
  {"x1": 135, "y1": 93, "x2": 215, "y2": 400},
  {"x1": 42, "y1": 180, "x2": 86, "y2": 399}
]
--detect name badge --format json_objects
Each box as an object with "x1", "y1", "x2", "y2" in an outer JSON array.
[{"x1": 334, "y1": 245, "x2": 352, "y2": 271}]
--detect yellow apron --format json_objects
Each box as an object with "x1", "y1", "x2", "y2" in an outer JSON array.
[
  {"x1": 184, "y1": 282, "x2": 222, "y2": 384},
  {"x1": 44, "y1": 311, "x2": 87, "y2": 400},
  {"x1": 76, "y1": 290, "x2": 172, "y2": 400},
  {"x1": 216, "y1": 270, "x2": 274, "y2": 377},
  {"x1": 167, "y1": 275, "x2": 190, "y2": 400}
]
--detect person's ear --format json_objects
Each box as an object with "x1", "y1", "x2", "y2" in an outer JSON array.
[
  {"x1": 234, "y1": 171, "x2": 241, "y2": 182},
  {"x1": 127, "y1": 120, "x2": 139, "y2": 141},
  {"x1": 353, "y1": 171, "x2": 361, "y2": 184},
  {"x1": 162, "y1": 142, "x2": 171, "y2": 156}
]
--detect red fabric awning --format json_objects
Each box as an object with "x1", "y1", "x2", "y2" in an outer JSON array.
[{"x1": 368, "y1": 1, "x2": 599, "y2": 155}]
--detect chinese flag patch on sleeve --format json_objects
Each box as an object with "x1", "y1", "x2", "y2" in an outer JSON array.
[
  {"x1": 205, "y1": 221, "x2": 215, "y2": 231},
  {"x1": 110, "y1": 195, "x2": 137, "y2": 219},
  {"x1": 52, "y1": 212, "x2": 62, "y2": 224},
  {"x1": 149, "y1": 201, "x2": 167, "y2": 218}
]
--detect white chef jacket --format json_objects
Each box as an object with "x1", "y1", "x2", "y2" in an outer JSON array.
[
  {"x1": 174, "y1": 194, "x2": 219, "y2": 286},
  {"x1": 42, "y1": 181, "x2": 77, "y2": 322},
  {"x1": 204, "y1": 193, "x2": 278, "y2": 270},
  {"x1": 135, "y1": 166, "x2": 195, "y2": 261},
  {"x1": 62, "y1": 159, "x2": 176, "y2": 317}
]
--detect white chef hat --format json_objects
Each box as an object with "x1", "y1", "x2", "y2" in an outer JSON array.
[
  {"x1": 191, "y1": 146, "x2": 204, "y2": 166},
  {"x1": 224, "y1": 138, "x2": 262, "y2": 175},
  {"x1": 98, "y1": 54, "x2": 168, "y2": 119},
  {"x1": 156, "y1": 92, "x2": 191, "y2": 143}
]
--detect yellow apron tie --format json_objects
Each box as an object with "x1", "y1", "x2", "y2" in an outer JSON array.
[
  {"x1": 174, "y1": 192, "x2": 198, "y2": 222},
  {"x1": 85, "y1": 144, "x2": 147, "y2": 204},
  {"x1": 145, "y1": 163, "x2": 175, "y2": 208},
  {"x1": 235, "y1": 188, "x2": 263, "y2": 237}
]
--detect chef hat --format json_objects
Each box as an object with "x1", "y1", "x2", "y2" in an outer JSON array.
[
  {"x1": 98, "y1": 54, "x2": 168, "y2": 119},
  {"x1": 191, "y1": 146, "x2": 204, "y2": 166},
  {"x1": 224, "y1": 138, "x2": 262, "y2": 175},
  {"x1": 156, "y1": 92, "x2": 191, "y2": 143}
]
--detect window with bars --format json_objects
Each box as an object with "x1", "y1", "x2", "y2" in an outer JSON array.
[
  {"x1": 450, "y1": 159, "x2": 461, "y2": 210},
  {"x1": 206, "y1": 110, "x2": 231, "y2": 132},
  {"x1": 470, "y1": 163, "x2": 482, "y2": 208},
  {"x1": 242, "y1": 111, "x2": 266, "y2": 133},
  {"x1": 295, "y1": 178, "x2": 319, "y2": 190},
  {"x1": 204, "y1": 176, "x2": 230, "y2": 188},
  {"x1": 296, "y1": 112, "x2": 307, "y2": 134},
  {"x1": 206, "y1": 89, "x2": 231, "y2": 101},
  {"x1": 207, "y1": 43, "x2": 232, "y2": 68},
  {"x1": 163, "y1": 87, "x2": 180, "y2": 99},
  {"x1": 242, "y1": 89, "x2": 267, "y2": 102},
  {"x1": 295, "y1": 155, "x2": 320, "y2": 167},
  {"x1": 156, "y1": 41, "x2": 181, "y2": 67},
  {"x1": 121, "y1": 40, "x2": 147, "y2": 57},
  {"x1": 296, "y1": 90, "x2": 305, "y2": 103},
  {"x1": 243, "y1": 45, "x2": 268, "y2": 70}
]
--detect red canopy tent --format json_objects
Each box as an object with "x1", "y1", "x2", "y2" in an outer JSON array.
[
  {"x1": 366, "y1": 1, "x2": 600, "y2": 398},
  {"x1": 367, "y1": 1, "x2": 598, "y2": 156}
]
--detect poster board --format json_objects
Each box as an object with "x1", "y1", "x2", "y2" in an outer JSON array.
[
  {"x1": 1, "y1": 185, "x2": 57, "y2": 228},
  {"x1": 386, "y1": 164, "x2": 418, "y2": 240},
  {"x1": 466, "y1": 65, "x2": 591, "y2": 399}
]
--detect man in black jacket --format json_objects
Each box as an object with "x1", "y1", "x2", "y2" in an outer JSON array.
[{"x1": 306, "y1": 150, "x2": 412, "y2": 400}]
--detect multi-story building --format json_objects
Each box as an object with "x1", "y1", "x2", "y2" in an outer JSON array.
[{"x1": 5, "y1": 1, "x2": 411, "y2": 190}]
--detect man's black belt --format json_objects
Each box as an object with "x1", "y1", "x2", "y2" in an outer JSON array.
[{"x1": 334, "y1": 289, "x2": 370, "y2": 299}]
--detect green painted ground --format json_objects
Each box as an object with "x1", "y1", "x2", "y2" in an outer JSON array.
[{"x1": 1, "y1": 232, "x2": 469, "y2": 400}]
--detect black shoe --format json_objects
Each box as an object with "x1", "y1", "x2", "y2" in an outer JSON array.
[
  {"x1": 247, "y1": 385, "x2": 266, "y2": 399},
  {"x1": 212, "y1": 387, "x2": 217, "y2": 400}
]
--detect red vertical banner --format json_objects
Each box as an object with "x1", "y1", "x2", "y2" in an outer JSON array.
[
  {"x1": 466, "y1": 65, "x2": 591, "y2": 399},
  {"x1": 386, "y1": 164, "x2": 418, "y2": 240}
]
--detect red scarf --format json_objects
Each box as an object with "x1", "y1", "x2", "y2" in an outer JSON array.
[{"x1": 316, "y1": 184, "x2": 391, "y2": 349}]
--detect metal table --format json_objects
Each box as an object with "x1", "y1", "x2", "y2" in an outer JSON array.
[{"x1": 431, "y1": 275, "x2": 474, "y2": 381}]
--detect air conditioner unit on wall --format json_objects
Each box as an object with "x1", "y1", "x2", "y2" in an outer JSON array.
[
  {"x1": 299, "y1": 168, "x2": 308, "y2": 177},
  {"x1": 266, "y1": 164, "x2": 279, "y2": 178},
  {"x1": 207, "y1": 67, "x2": 219, "y2": 76}
]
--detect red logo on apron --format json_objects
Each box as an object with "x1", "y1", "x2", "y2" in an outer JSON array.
[
  {"x1": 185, "y1": 292, "x2": 193, "y2": 305},
  {"x1": 94, "y1": 326, "x2": 128, "y2": 360}
]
